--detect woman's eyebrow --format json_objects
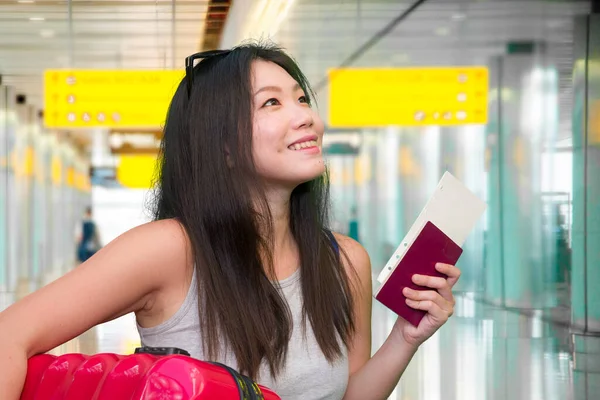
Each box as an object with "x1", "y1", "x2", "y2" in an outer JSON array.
[{"x1": 254, "y1": 83, "x2": 301, "y2": 97}]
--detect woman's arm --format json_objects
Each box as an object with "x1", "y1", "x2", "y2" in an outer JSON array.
[
  {"x1": 345, "y1": 334, "x2": 418, "y2": 400},
  {"x1": 0, "y1": 219, "x2": 191, "y2": 400},
  {"x1": 335, "y1": 233, "x2": 459, "y2": 400}
]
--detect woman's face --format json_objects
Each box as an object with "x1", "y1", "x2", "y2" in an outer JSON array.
[{"x1": 251, "y1": 59, "x2": 325, "y2": 188}]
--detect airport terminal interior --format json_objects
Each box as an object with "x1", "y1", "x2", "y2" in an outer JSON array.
[{"x1": 1, "y1": 0, "x2": 600, "y2": 398}]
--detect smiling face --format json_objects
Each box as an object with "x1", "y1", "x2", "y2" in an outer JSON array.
[{"x1": 250, "y1": 59, "x2": 326, "y2": 188}]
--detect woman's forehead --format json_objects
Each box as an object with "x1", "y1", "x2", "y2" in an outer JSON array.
[{"x1": 251, "y1": 59, "x2": 298, "y2": 89}]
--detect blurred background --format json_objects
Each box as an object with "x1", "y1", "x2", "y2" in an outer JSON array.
[{"x1": 1, "y1": 0, "x2": 599, "y2": 399}]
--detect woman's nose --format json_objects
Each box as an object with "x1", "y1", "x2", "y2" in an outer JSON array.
[{"x1": 291, "y1": 105, "x2": 314, "y2": 130}]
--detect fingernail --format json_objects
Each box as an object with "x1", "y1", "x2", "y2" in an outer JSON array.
[
  {"x1": 412, "y1": 275, "x2": 421, "y2": 283},
  {"x1": 403, "y1": 287, "x2": 412, "y2": 295}
]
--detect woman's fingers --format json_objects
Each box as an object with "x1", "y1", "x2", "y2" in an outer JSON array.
[
  {"x1": 411, "y1": 274, "x2": 453, "y2": 304},
  {"x1": 404, "y1": 291, "x2": 452, "y2": 321},
  {"x1": 403, "y1": 287, "x2": 453, "y2": 317},
  {"x1": 435, "y1": 263, "x2": 462, "y2": 288},
  {"x1": 402, "y1": 264, "x2": 461, "y2": 323},
  {"x1": 405, "y1": 299, "x2": 448, "y2": 321}
]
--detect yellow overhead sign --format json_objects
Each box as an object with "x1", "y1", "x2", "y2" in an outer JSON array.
[
  {"x1": 116, "y1": 154, "x2": 159, "y2": 189},
  {"x1": 44, "y1": 70, "x2": 184, "y2": 129},
  {"x1": 328, "y1": 67, "x2": 488, "y2": 127}
]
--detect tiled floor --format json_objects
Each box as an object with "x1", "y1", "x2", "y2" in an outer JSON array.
[
  {"x1": 373, "y1": 293, "x2": 599, "y2": 400},
  {"x1": 90, "y1": 292, "x2": 599, "y2": 399}
]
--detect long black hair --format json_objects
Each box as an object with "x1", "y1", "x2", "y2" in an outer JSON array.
[{"x1": 151, "y1": 41, "x2": 356, "y2": 380}]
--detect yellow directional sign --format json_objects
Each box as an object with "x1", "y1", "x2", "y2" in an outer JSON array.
[
  {"x1": 44, "y1": 70, "x2": 184, "y2": 129},
  {"x1": 116, "y1": 154, "x2": 159, "y2": 189},
  {"x1": 328, "y1": 67, "x2": 488, "y2": 127}
]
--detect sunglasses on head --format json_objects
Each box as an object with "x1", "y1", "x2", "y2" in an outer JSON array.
[{"x1": 184, "y1": 49, "x2": 231, "y2": 97}]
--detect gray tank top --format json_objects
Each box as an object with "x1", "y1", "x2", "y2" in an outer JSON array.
[{"x1": 136, "y1": 268, "x2": 349, "y2": 399}]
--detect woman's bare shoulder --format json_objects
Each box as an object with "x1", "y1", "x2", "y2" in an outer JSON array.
[{"x1": 330, "y1": 232, "x2": 371, "y2": 272}]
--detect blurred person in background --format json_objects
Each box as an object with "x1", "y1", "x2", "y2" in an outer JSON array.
[
  {"x1": 0, "y1": 42, "x2": 461, "y2": 400},
  {"x1": 75, "y1": 207, "x2": 101, "y2": 263}
]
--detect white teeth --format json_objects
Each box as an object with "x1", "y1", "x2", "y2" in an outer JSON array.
[{"x1": 289, "y1": 140, "x2": 318, "y2": 151}]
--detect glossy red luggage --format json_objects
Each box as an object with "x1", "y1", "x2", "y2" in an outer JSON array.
[{"x1": 21, "y1": 347, "x2": 280, "y2": 400}]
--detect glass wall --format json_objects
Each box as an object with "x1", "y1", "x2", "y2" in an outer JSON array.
[
  {"x1": 0, "y1": 85, "x2": 18, "y2": 311},
  {"x1": 572, "y1": 14, "x2": 600, "y2": 333},
  {"x1": 0, "y1": 85, "x2": 12, "y2": 310},
  {"x1": 0, "y1": 83, "x2": 91, "y2": 307}
]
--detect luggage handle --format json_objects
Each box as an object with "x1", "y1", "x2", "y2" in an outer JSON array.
[
  {"x1": 133, "y1": 346, "x2": 262, "y2": 399},
  {"x1": 209, "y1": 361, "x2": 264, "y2": 400},
  {"x1": 134, "y1": 346, "x2": 191, "y2": 356}
]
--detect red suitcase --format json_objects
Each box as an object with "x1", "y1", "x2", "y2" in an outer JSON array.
[{"x1": 21, "y1": 347, "x2": 280, "y2": 400}]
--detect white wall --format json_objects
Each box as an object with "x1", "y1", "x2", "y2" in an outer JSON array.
[{"x1": 92, "y1": 187, "x2": 154, "y2": 245}]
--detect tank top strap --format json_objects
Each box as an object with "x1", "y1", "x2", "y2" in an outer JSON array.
[{"x1": 324, "y1": 229, "x2": 340, "y2": 256}]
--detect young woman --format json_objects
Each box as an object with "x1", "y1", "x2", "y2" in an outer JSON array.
[{"x1": 0, "y1": 42, "x2": 460, "y2": 400}]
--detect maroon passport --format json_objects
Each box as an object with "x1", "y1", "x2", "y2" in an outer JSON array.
[{"x1": 374, "y1": 221, "x2": 463, "y2": 327}]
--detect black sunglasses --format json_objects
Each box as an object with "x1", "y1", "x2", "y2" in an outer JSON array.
[{"x1": 185, "y1": 49, "x2": 231, "y2": 97}]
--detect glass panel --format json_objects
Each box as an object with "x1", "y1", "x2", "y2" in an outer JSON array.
[
  {"x1": 586, "y1": 14, "x2": 600, "y2": 332},
  {"x1": 0, "y1": 86, "x2": 7, "y2": 296}
]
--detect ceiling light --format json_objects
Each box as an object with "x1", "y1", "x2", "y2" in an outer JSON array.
[
  {"x1": 29, "y1": 16, "x2": 45, "y2": 21},
  {"x1": 18, "y1": 0, "x2": 35, "y2": 3},
  {"x1": 451, "y1": 13, "x2": 466, "y2": 21},
  {"x1": 434, "y1": 27, "x2": 450, "y2": 36}
]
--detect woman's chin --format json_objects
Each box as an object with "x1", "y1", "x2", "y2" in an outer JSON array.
[
  {"x1": 260, "y1": 161, "x2": 327, "y2": 189},
  {"x1": 297, "y1": 164, "x2": 327, "y2": 183}
]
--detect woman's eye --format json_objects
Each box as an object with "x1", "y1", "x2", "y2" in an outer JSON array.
[
  {"x1": 299, "y1": 96, "x2": 309, "y2": 104},
  {"x1": 263, "y1": 98, "x2": 280, "y2": 107}
]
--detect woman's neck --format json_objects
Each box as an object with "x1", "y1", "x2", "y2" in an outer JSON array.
[{"x1": 260, "y1": 188, "x2": 298, "y2": 280}]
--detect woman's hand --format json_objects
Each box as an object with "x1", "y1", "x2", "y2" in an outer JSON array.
[{"x1": 391, "y1": 263, "x2": 461, "y2": 348}]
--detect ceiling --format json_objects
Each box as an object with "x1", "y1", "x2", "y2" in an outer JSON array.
[
  {"x1": 0, "y1": 0, "x2": 212, "y2": 109},
  {"x1": 0, "y1": 0, "x2": 593, "y2": 141},
  {"x1": 268, "y1": 0, "x2": 591, "y2": 139},
  {"x1": 273, "y1": 0, "x2": 590, "y2": 87}
]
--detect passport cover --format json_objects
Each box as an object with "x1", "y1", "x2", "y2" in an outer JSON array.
[{"x1": 374, "y1": 221, "x2": 463, "y2": 327}]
